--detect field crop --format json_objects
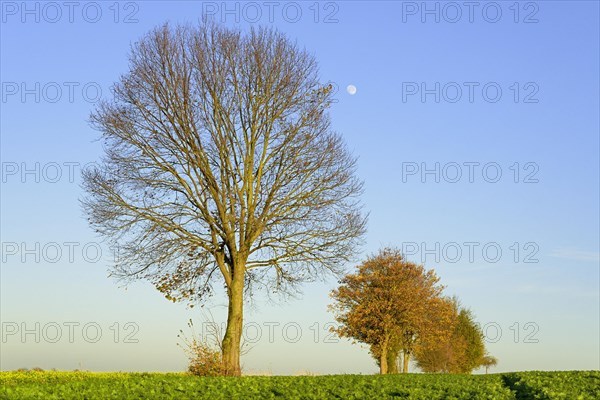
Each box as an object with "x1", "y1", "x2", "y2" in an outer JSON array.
[
  {"x1": 0, "y1": 370, "x2": 598, "y2": 399},
  {"x1": 502, "y1": 371, "x2": 600, "y2": 400}
]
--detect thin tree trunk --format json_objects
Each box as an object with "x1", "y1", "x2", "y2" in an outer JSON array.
[
  {"x1": 379, "y1": 336, "x2": 389, "y2": 374},
  {"x1": 402, "y1": 351, "x2": 410, "y2": 373},
  {"x1": 386, "y1": 348, "x2": 399, "y2": 374},
  {"x1": 221, "y1": 268, "x2": 244, "y2": 376}
]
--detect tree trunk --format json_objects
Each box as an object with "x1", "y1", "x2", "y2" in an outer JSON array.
[
  {"x1": 386, "y1": 348, "x2": 399, "y2": 374},
  {"x1": 402, "y1": 351, "x2": 410, "y2": 373},
  {"x1": 379, "y1": 352, "x2": 388, "y2": 375},
  {"x1": 379, "y1": 336, "x2": 389, "y2": 374},
  {"x1": 221, "y1": 269, "x2": 244, "y2": 376}
]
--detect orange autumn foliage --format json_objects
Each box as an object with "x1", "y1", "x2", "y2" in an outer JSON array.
[{"x1": 330, "y1": 247, "x2": 452, "y2": 374}]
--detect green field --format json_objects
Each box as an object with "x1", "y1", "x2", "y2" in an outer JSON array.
[{"x1": 1, "y1": 370, "x2": 598, "y2": 399}]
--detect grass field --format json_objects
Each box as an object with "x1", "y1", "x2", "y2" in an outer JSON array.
[{"x1": 1, "y1": 370, "x2": 599, "y2": 399}]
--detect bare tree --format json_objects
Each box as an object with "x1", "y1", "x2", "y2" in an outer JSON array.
[{"x1": 82, "y1": 22, "x2": 366, "y2": 375}]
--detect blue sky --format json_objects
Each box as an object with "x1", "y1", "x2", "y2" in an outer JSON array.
[{"x1": 1, "y1": 1, "x2": 598, "y2": 374}]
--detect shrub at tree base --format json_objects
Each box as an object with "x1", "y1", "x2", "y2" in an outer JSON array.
[{"x1": 186, "y1": 341, "x2": 225, "y2": 377}]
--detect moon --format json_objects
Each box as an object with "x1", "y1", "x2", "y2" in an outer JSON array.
[{"x1": 346, "y1": 85, "x2": 357, "y2": 95}]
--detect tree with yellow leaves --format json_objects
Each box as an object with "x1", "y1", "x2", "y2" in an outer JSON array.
[
  {"x1": 329, "y1": 247, "x2": 450, "y2": 374},
  {"x1": 414, "y1": 298, "x2": 488, "y2": 374}
]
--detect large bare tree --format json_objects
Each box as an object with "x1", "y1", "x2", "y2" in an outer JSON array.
[{"x1": 82, "y1": 22, "x2": 367, "y2": 375}]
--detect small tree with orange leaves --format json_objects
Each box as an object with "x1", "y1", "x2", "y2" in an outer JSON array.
[{"x1": 329, "y1": 247, "x2": 449, "y2": 374}]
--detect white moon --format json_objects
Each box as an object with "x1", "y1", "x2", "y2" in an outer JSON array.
[{"x1": 346, "y1": 85, "x2": 357, "y2": 95}]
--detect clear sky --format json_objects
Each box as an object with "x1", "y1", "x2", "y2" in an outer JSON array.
[{"x1": 1, "y1": 1, "x2": 598, "y2": 374}]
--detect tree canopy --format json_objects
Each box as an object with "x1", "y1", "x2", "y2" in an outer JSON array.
[
  {"x1": 414, "y1": 299, "x2": 487, "y2": 374},
  {"x1": 329, "y1": 248, "x2": 448, "y2": 374},
  {"x1": 330, "y1": 248, "x2": 493, "y2": 374}
]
